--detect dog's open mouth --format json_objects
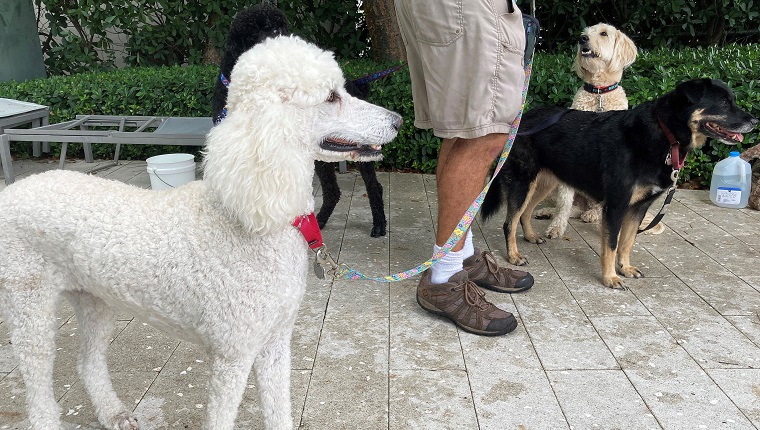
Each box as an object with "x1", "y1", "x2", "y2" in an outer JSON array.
[
  {"x1": 704, "y1": 122, "x2": 744, "y2": 144},
  {"x1": 320, "y1": 137, "x2": 383, "y2": 156},
  {"x1": 580, "y1": 48, "x2": 599, "y2": 58}
]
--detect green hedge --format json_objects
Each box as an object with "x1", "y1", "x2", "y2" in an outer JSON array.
[
  {"x1": 36, "y1": 0, "x2": 368, "y2": 75},
  {"x1": 2, "y1": 44, "x2": 758, "y2": 186},
  {"x1": 0, "y1": 66, "x2": 217, "y2": 160}
]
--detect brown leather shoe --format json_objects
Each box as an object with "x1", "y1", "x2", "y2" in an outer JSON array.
[
  {"x1": 416, "y1": 270, "x2": 517, "y2": 336},
  {"x1": 464, "y1": 248, "x2": 534, "y2": 293}
]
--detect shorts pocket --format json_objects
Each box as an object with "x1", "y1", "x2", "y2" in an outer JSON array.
[
  {"x1": 410, "y1": 0, "x2": 464, "y2": 46},
  {"x1": 496, "y1": 1, "x2": 525, "y2": 55}
]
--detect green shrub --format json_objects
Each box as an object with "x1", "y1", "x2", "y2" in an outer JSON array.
[
  {"x1": 1, "y1": 44, "x2": 758, "y2": 186},
  {"x1": 0, "y1": 65, "x2": 217, "y2": 159},
  {"x1": 35, "y1": 0, "x2": 368, "y2": 75},
  {"x1": 534, "y1": 0, "x2": 759, "y2": 51}
]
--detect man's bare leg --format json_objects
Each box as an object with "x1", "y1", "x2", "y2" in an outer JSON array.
[{"x1": 436, "y1": 134, "x2": 506, "y2": 250}]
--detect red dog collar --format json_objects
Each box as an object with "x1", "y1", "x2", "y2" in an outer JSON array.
[
  {"x1": 292, "y1": 213, "x2": 324, "y2": 250},
  {"x1": 658, "y1": 117, "x2": 687, "y2": 170}
]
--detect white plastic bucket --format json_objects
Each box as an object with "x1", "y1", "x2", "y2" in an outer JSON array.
[{"x1": 146, "y1": 153, "x2": 196, "y2": 190}]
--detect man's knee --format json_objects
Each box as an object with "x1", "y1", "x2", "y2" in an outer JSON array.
[{"x1": 476, "y1": 133, "x2": 508, "y2": 161}]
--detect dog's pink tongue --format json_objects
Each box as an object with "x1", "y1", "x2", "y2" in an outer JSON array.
[{"x1": 732, "y1": 132, "x2": 744, "y2": 142}]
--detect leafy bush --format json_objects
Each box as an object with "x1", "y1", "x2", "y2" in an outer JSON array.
[
  {"x1": 35, "y1": 0, "x2": 368, "y2": 75},
  {"x1": 34, "y1": 0, "x2": 759, "y2": 76},
  {"x1": 532, "y1": 0, "x2": 759, "y2": 50},
  {"x1": 2, "y1": 44, "x2": 758, "y2": 186}
]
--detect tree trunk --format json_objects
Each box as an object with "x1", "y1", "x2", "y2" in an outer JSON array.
[{"x1": 364, "y1": 0, "x2": 406, "y2": 62}]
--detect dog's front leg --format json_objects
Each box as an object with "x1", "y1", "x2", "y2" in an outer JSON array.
[
  {"x1": 204, "y1": 353, "x2": 256, "y2": 430},
  {"x1": 6, "y1": 286, "x2": 62, "y2": 430},
  {"x1": 254, "y1": 330, "x2": 294, "y2": 430},
  {"x1": 315, "y1": 161, "x2": 340, "y2": 229},
  {"x1": 545, "y1": 184, "x2": 574, "y2": 238},
  {"x1": 358, "y1": 162, "x2": 387, "y2": 237},
  {"x1": 600, "y1": 205, "x2": 628, "y2": 289}
]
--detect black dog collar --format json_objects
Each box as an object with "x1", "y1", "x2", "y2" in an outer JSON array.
[{"x1": 583, "y1": 82, "x2": 619, "y2": 94}]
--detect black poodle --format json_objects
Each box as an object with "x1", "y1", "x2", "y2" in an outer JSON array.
[{"x1": 211, "y1": 4, "x2": 387, "y2": 237}]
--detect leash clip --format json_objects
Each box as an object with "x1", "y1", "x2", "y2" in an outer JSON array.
[
  {"x1": 670, "y1": 169, "x2": 680, "y2": 185},
  {"x1": 314, "y1": 246, "x2": 342, "y2": 279}
]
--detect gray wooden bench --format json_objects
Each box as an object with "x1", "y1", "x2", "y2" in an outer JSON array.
[{"x1": 1, "y1": 115, "x2": 213, "y2": 185}]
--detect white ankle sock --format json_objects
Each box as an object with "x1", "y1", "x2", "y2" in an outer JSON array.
[
  {"x1": 462, "y1": 230, "x2": 475, "y2": 259},
  {"x1": 430, "y1": 231, "x2": 475, "y2": 284}
]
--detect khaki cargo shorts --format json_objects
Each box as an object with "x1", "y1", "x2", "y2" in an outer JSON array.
[{"x1": 395, "y1": 0, "x2": 526, "y2": 139}]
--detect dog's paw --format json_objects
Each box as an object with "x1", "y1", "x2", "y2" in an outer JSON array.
[
  {"x1": 603, "y1": 275, "x2": 628, "y2": 290},
  {"x1": 641, "y1": 222, "x2": 665, "y2": 235},
  {"x1": 619, "y1": 265, "x2": 644, "y2": 279},
  {"x1": 580, "y1": 209, "x2": 601, "y2": 224},
  {"x1": 523, "y1": 234, "x2": 545, "y2": 244},
  {"x1": 108, "y1": 412, "x2": 139, "y2": 430},
  {"x1": 508, "y1": 253, "x2": 528, "y2": 266},
  {"x1": 534, "y1": 207, "x2": 555, "y2": 219},
  {"x1": 370, "y1": 223, "x2": 386, "y2": 237},
  {"x1": 545, "y1": 225, "x2": 565, "y2": 239}
]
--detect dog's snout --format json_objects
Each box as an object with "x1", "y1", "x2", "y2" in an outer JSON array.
[
  {"x1": 751, "y1": 117, "x2": 759, "y2": 128},
  {"x1": 392, "y1": 115, "x2": 403, "y2": 131},
  {"x1": 579, "y1": 35, "x2": 589, "y2": 45}
]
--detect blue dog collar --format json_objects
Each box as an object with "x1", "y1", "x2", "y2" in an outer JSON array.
[{"x1": 214, "y1": 73, "x2": 231, "y2": 125}]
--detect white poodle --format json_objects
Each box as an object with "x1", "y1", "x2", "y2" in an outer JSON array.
[{"x1": 0, "y1": 35, "x2": 401, "y2": 430}]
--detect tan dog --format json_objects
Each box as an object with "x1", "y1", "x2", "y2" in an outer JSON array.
[{"x1": 536, "y1": 23, "x2": 665, "y2": 236}]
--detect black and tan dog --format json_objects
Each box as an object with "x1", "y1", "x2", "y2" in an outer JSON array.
[{"x1": 482, "y1": 78, "x2": 757, "y2": 289}]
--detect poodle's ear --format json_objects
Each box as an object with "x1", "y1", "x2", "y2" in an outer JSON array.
[
  {"x1": 203, "y1": 103, "x2": 312, "y2": 236},
  {"x1": 612, "y1": 29, "x2": 637, "y2": 70}
]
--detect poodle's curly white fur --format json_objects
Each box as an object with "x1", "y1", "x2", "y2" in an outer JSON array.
[{"x1": 0, "y1": 35, "x2": 401, "y2": 430}]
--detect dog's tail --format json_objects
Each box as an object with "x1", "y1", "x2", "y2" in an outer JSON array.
[{"x1": 481, "y1": 173, "x2": 506, "y2": 222}]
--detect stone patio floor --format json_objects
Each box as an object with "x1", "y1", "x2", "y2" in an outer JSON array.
[{"x1": 1, "y1": 157, "x2": 759, "y2": 429}]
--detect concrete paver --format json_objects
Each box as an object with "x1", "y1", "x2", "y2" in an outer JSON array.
[{"x1": 1, "y1": 158, "x2": 759, "y2": 429}]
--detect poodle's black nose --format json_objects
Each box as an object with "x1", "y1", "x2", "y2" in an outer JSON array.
[{"x1": 579, "y1": 35, "x2": 589, "y2": 45}]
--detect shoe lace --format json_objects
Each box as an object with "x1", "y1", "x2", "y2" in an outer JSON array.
[
  {"x1": 453, "y1": 280, "x2": 490, "y2": 310},
  {"x1": 481, "y1": 250, "x2": 501, "y2": 275}
]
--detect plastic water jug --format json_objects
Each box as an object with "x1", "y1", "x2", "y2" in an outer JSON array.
[{"x1": 709, "y1": 151, "x2": 751, "y2": 208}]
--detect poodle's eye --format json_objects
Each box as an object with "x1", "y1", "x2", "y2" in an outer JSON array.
[
  {"x1": 600, "y1": 31, "x2": 608, "y2": 36},
  {"x1": 326, "y1": 91, "x2": 340, "y2": 103}
]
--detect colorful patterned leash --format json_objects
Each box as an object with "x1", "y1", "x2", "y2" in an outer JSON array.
[{"x1": 316, "y1": 57, "x2": 536, "y2": 282}]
